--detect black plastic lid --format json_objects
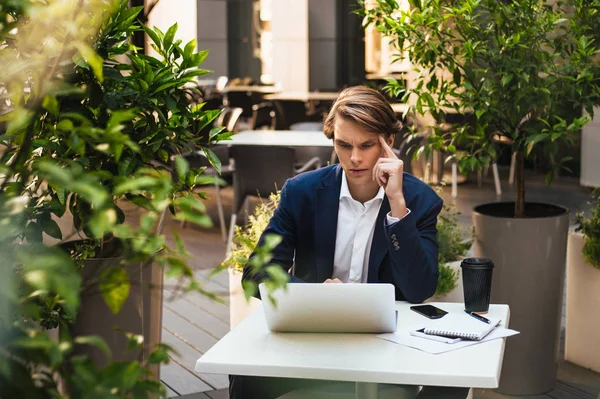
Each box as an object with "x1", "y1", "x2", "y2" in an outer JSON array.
[{"x1": 460, "y1": 257, "x2": 494, "y2": 269}]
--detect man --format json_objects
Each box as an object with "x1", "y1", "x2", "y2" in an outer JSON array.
[{"x1": 231, "y1": 86, "x2": 463, "y2": 398}]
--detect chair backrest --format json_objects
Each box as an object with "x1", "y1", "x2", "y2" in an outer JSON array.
[
  {"x1": 273, "y1": 100, "x2": 308, "y2": 130},
  {"x1": 250, "y1": 102, "x2": 276, "y2": 130},
  {"x1": 230, "y1": 145, "x2": 296, "y2": 213},
  {"x1": 224, "y1": 91, "x2": 255, "y2": 117},
  {"x1": 215, "y1": 107, "x2": 243, "y2": 133}
]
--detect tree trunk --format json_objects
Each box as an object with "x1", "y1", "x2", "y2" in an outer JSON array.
[{"x1": 515, "y1": 151, "x2": 526, "y2": 218}]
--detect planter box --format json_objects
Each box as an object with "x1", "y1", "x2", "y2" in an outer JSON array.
[
  {"x1": 229, "y1": 268, "x2": 261, "y2": 329},
  {"x1": 565, "y1": 232, "x2": 600, "y2": 373}
]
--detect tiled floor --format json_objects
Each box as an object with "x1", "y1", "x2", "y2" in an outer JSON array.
[{"x1": 160, "y1": 164, "x2": 600, "y2": 398}]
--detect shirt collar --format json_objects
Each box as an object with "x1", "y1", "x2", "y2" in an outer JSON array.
[{"x1": 339, "y1": 170, "x2": 385, "y2": 203}]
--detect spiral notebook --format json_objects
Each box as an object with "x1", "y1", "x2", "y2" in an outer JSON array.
[{"x1": 423, "y1": 313, "x2": 501, "y2": 341}]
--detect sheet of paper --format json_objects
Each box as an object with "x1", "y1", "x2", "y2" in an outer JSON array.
[{"x1": 376, "y1": 325, "x2": 519, "y2": 354}]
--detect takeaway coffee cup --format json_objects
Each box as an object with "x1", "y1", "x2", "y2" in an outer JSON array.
[{"x1": 461, "y1": 257, "x2": 494, "y2": 314}]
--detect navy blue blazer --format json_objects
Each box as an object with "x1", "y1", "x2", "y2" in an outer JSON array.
[{"x1": 242, "y1": 164, "x2": 444, "y2": 303}]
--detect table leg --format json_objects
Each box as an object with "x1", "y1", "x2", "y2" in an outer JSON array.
[{"x1": 355, "y1": 382, "x2": 378, "y2": 399}]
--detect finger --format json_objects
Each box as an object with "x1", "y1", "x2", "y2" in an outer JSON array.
[
  {"x1": 332, "y1": 278, "x2": 342, "y2": 284},
  {"x1": 378, "y1": 135, "x2": 397, "y2": 158},
  {"x1": 372, "y1": 164, "x2": 384, "y2": 186},
  {"x1": 373, "y1": 165, "x2": 387, "y2": 186},
  {"x1": 324, "y1": 279, "x2": 332, "y2": 284}
]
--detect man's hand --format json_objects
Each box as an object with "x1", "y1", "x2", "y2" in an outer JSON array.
[
  {"x1": 373, "y1": 135, "x2": 407, "y2": 218},
  {"x1": 323, "y1": 278, "x2": 343, "y2": 284}
]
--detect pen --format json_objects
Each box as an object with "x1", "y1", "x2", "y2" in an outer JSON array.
[{"x1": 465, "y1": 310, "x2": 491, "y2": 324}]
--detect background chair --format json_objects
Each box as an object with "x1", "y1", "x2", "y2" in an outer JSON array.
[
  {"x1": 250, "y1": 102, "x2": 276, "y2": 130},
  {"x1": 227, "y1": 145, "x2": 297, "y2": 255},
  {"x1": 179, "y1": 107, "x2": 243, "y2": 241},
  {"x1": 273, "y1": 100, "x2": 309, "y2": 130},
  {"x1": 288, "y1": 122, "x2": 334, "y2": 168}
]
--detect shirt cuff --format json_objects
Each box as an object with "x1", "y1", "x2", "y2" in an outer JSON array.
[{"x1": 386, "y1": 208, "x2": 411, "y2": 225}]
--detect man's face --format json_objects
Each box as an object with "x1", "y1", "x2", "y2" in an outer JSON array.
[{"x1": 333, "y1": 117, "x2": 393, "y2": 188}]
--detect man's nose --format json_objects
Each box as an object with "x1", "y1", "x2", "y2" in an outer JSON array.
[{"x1": 350, "y1": 148, "x2": 361, "y2": 164}]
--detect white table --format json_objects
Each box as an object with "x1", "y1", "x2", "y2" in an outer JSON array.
[
  {"x1": 196, "y1": 302, "x2": 510, "y2": 398},
  {"x1": 265, "y1": 91, "x2": 339, "y2": 102},
  {"x1": 220, "y1": 85, "x2": 281, "y2": 94},
  {"x1": 220, "y1": 130, "x2": 333, "y2": 147}
]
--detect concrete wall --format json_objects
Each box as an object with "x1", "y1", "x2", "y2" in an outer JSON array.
[
  {"x1": 197, "y1": 0, "x2": 229, "y2": 77},
  {"x1": 308, "y1": 0, "x2": 337, "y2": 90},
  {"x1": 271, "y1": 0, "x2": 309, "y2": 91}
]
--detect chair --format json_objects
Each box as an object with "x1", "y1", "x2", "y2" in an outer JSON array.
[
  {"x1": 224, "y1": 91, "x2": 256, "y2": 118},
  {"x1": 226, "y1": 145, "x2": 323, "y2": 255},
  {"x1": 250, "y1": 102, "x2": 276, "y2": 130},
  {"x1": 288, "y1": 122, "x2": 333, "y2": 168},
  {"x1": 214, "y1": 107, "x2": 243, "y2": 133},
  {"x1": 273, "y1": 100, "x2": 308, "y2": 130},
  {"x1": 179, "y1": 107, "x2": 242, "y2": 241},
  {"x1": 226, "y1": 146, "x2": 297, "y2": 255},
  {"x1": 181, "y1": 147, "x2": 234, "y2": 242}
]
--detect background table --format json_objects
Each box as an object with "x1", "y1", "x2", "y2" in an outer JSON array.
[
  {"x1": 220, "y1": 130, "x2": 333, "y2": 147},
  {"x1": 196, "y1": 302, "x2": 510, "y2": 395},
  {"x1": 265, "y1": 91, "x2": 339, "y2": 102}
]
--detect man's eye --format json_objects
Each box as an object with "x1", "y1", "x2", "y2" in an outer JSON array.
[
  {"x1": 339, "y1": 143, "x2": 351, "y2": 148},
  {"x1": 361, "y1": 143, "x2": 374, "y2": 149}
]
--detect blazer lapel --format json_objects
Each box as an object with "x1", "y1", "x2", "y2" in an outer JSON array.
[
  {"x1": 314, "y1": 165, "x2": 342, "y2": 283},
  {"x1": 367, "y1": 196, "x2": 390, "y2": 283}
]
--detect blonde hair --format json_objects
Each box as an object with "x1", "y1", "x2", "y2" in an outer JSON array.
[{"x1": 323, "y1": 86, "x2": 402, "y2": 139}]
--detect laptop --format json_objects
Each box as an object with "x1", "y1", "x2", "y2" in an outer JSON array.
[{"x1": 258, "y1": 283, "x2": 397, "y2": 333}]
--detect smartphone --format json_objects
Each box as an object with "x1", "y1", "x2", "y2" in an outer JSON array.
[{"x1": 410, "y1": 304, "x2": 448, "y2": 319}]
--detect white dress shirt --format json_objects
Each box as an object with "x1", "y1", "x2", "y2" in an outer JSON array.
[{"x1": 332, "y1": 171, "x2": 410, "y2": 283}]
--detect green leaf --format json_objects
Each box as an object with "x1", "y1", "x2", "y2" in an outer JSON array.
[
  {"x1": 174, "y1": 156, "x2": 189, "y2": 183},
  {"x1": 74, "y1": 42, "x2": 104, "y2": 82},
  {"x1": 40, "y1": 218, "x2": 62, "y2": 240},
  {"x1": 88, "y1": 208, "x2": 117, "y2": 238},
  {"x1": 189, "y1": 49, "x2": 210, "y2": 67},
  {"x1": 99, "y1": 267, "x2": 130, "y2": 315},
  {"x1": 142, "y1": 24, "x2": 161, "y2": 50},
  {"x1": 242, "y1": 280, "x2": 258, "y2": 301},
  {"x1": 209, "y1": 126, "x2": 226, "y2": 141},
  {"x1": 164, "y1": 23, "x2": 178, "y2": 53},
  {"x1": 183, "y1": 39, "x2": 197, "y2": 59},
  {"x1": 17, "y1": 244, "x2": 81, "y2": 317},
  {"x1": 203, "y1": 147, "x2": 221, "y2": 173},
  {"x1": 42, "y1": 96, "x2": 59, "y2": 117},
  {"x1": 114, "y1": 176, "x2": 158, "y2": 195},
  {"x1": 125, "y1": 333, "x2": 144, "y2": 352},
  {"x1": 545, "y1": 170, "x2": 553, "y2": 186},
  {"x1": 74, "y1": 336, "x2": 111, "y2": 360},
  {"x1": 148, "y1": 343, "x2": 176, "y2": 365},
  {"x1": 153, "y1": 81, "x2": 180, "y2": 93}
]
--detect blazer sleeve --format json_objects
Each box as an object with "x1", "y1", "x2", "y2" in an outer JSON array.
[
  {"x1": 383, "y1": 196, "x2": 443, "y2": 303},
  {"x1": 242, "y1": 179, "x2": 306, "y2": 298}
]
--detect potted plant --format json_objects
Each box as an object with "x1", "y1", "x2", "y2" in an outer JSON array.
[
  {"x1": 222, "y1": 192, "x2": 282, "y2": 328},
  {"x1": 432, "y1": 201, "x2": 471, "y2": 303},
  {"x1": 0, "y1": 0, "x2": 287, "y2": 396},
  {"x1": 565, "y1": 190, "x2": 600, "y2": 373},
  {"x1": 362, "y1": 0, "x2": 600, "y2": 394}
]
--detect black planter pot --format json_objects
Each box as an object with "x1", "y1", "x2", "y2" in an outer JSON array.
[
  {"x1": 62, "y1": 239, "x2": 164, "y2": 379},
  {"x1": 472, "y1": 202, "x2": 569, "y2": 395}
]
